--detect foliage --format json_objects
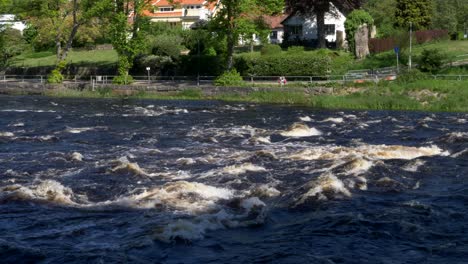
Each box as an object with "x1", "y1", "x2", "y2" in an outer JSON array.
[
  {"x1": 364, "y1": 0, "x2": 397, "y2": 38},
  {"x1": 17, "y1": 0, "x2": 110, "y2": 61},
  {"x1": 178, "y1": 55, "x2": 225, "y2": 76},
  {"x1": 134, "y1": 54, "x2": 176, "y2": 76},
  {"x1": 235, "y1": 52, "x2": 331, "y2": 76},
  {"x1": 396, "y1": 68, "x2": 429, "y2": 83},
  {"x1": 47, "y1": 60, "x2": 67, "y2": 83},
  {"x1": 108, "y1": 1, "x2": 151, "y2": 85},
  {"x1": 260, "y1": 44, "x2": 282, "y2": 55},
  {"x1": 214, "y1": 69, "x2": 244, "y2": 87},
  {"x1": 344, "y1": 10, "x2": 374, "y2": 55},
  {"x1": 147, "y1": 34, "x2": 185, "y2": 59},
  {"x1": 112, "y1": 73, "x2": 134, "y2": 85},
  {"x1": 395, "y1": 0, "x2": 434, "y2": 30},
  {"x1": 417, "y1": 48, "x2": 447, "y2": 73},
  {"x1": 208, "y1": 0, "x2": 284, "y2": 69},
  {"x1": 0, "y1": 28, "x2": 28, "y2": 69}
]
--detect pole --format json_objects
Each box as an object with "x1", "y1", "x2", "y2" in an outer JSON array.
[
  {"x1": 409, "y1": 22, "x2": 413, "y2": 70},
  {"x1": 197, "y1": 37, "x2": 200, "y2": 87},
  {"x1": 396, "y1": 52, "x2": 400, "y2": 73}
]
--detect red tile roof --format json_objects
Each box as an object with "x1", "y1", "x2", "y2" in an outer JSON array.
[
  {"x1": 263, "y1": 14, "x2": 288, "y2": 29},
  {"x1": 148, "y1": 0, "x2": 219, "y2": 12}
]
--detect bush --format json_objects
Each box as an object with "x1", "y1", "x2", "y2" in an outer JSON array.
[
  {"x1": 397, "y1": 69, "x2": 429, "y2": 83},
  {"x1": 235, "y1": 52, "x2": 331, "y2": 76},
  {"x1": 287, "y1": 46, "x2": 305, "y2": 54},
  {"x1": 260, "y1": 44, "x2": 282, "y2": 55},
  {"x1": 214, "y1": 69, "x2": 244, "y2": 87},
  {"x1": 47, "y1": 61, "x2": 67, "y2": 84},
  {"x1": 418, "y1": 48, "x2": 447, "y2": 73},
  {"x1": 178, "y1": 55, "x2": 225, "y2": 76},
  {"x1": 112, "y1": 74, "x2": 134, "y2": 85}
]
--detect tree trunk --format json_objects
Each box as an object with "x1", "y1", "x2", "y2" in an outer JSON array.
[
  {"x1": 226, "y1": 30, "x2": 234, "y2": 70},
  {"x1": 59, "y1": 0, "x2": 80, "y2": 62},
  {"x1": 55, "y1": 36, "x2": 62, "y2": 61},
  {"x1": 316, "y1": 10, "x2": 326, "y2": 49},
  {"x1": 59, "y1": 24, "x2": 80, "y2": 62},
  {"x1": 226, "y1": 1, "x2": 235, "y2": 70}
]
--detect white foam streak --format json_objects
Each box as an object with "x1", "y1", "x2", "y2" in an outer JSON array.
[{"x1": 223, "y1": 163, "x2": 267, "y2": 175}]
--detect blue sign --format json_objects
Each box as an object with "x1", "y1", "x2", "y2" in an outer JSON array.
[{"x1": 394, "y1": 47, "x2": 400, "y2": 54}]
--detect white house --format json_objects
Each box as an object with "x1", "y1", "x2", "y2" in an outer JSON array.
[
  {"x1": 0, "y1": 14, "x2": 26, "y2": 33},
  {"x1": 264, "y1": 15, "x2": 288, "y2": 44},
  {"x1": 143, "y1": 0, "x2": 220, "y2": 29},
  {"x1": 281, "y1": 6, "x2": 347, "y2": 45}
]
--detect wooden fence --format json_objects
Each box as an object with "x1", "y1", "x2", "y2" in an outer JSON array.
[{"x1": 369, "y1": 30, "x2": 449, "y2": 53}]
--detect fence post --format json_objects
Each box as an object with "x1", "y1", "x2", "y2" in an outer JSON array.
[{"x1": 459, "y1": 75, "x2": 462, "y2": 81}]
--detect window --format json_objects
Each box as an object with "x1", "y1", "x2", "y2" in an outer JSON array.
[
  {"x1": 159, "y1": 7, "x2": 174, "y2": 12},
  {"x1": 270, "y1": 31, "x2": 278, "y2": 39},
  {"x1": 287, "y1": 25, "x2": 302, "y2": 36},
  {"x1": 324, "y1": 24, "x2": 335, "y2": 35}
]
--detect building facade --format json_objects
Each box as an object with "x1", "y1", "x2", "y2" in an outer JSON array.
[
  {"x1": 0, "y1": 14, "x2": 26, "y2": 33},
  {"x1": 282, "y1": 7, "x2": 346, "y2": 46},
  {"x1": 143, "y1": 0, "x2": 220, "y2": 29}
]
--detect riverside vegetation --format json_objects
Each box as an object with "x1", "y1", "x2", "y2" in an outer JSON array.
[{"x1": 44, "y1": 69, "x2": 468, "y2": 112}]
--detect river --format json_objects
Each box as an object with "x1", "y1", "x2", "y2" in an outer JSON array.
[{"x1": 0, "y1": 96, "x2": 467, "y2": 263}]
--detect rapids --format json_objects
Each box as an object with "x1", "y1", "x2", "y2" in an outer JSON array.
[{"x1": 0, "y1": 96, "x2": 467, "y2": 263}]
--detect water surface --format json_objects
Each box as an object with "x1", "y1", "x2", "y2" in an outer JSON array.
[{"x1": 0, "y1": 96, "x2": 467, "y2": 263}]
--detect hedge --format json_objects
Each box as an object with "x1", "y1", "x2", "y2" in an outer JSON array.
[{"x1": 235, "y1": 53, "x2": 332, "y2": 76}]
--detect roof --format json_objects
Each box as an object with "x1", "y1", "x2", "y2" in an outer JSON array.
[
  {"x1": 142, "y1": 10, "x2": 183, "y2": 17},
  {"x1": 152, "y1": 0, "x2": 206, "y2": 5},
  {"x1": 147, "y1": 0, "x2": 219, "y2": 13},
  {"x1": 263, "y1": 15, "x2": 288, "y2": 29}
]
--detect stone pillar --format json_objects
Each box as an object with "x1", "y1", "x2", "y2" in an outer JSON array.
[
  {"x1": 355, "y1": 25, "x2": 370, "y2": 59},
  {"x1": 336, "y1": 30, "x2": 344, "y2": 49}
]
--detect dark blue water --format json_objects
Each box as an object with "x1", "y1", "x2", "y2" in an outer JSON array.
[{"x1": 0, "y1": 96, "x2": 467, "y2": 263}]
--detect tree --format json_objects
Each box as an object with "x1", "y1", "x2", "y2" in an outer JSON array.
[
  {"x1": 364, "y1": 0, "x2": 397, "y2": 37},
  {"x1": 394, "y1": 0, "x2": 433, "y2": 30},
  {"x1": 17, "y1": 1, "x2": 109, "y2": 63},
  {"x1": 208, "y1": 0, "x2": 283, "y2": 70},
  {"x1": 107, "y1": 0, "x2": 151, "y2": 84},
  {"x1": 285, "y1": 0, "x2": 363, "y2": 49}
]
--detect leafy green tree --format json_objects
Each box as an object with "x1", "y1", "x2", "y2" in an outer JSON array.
[
  {"x1": 285, "y1": 0, "x2": 363, "y2": 49},
  {"x1": 395, "y1": 0, "x2": 433, "y2": 30},
  {"x1": 107, "y1": 0, "x2": 151, "y2": 84},
  {"x1": 208, "y1": 0, "x2": 283, "y2": 70},
  {"x1": 0, "y1": 28, "x2": 28, "y2": 69},
  {"x1": 364, "y1": 0, "x2": 398, "y2": 37},
  {"x1": 18, "y1": 0, "x2": 110, "y2": 62}
]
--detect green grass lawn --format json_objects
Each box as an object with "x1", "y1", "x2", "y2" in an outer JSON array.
[
  {"x1": 351, "y1": 40, "x2": 468, "y2": 70},
  {"x1": 12, "y1": 49, "x2": 118, "y2": 67}
]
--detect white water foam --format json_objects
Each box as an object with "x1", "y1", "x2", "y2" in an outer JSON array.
[{"x1": 280, "y1": 123, "x2": 322, "y2": 137}]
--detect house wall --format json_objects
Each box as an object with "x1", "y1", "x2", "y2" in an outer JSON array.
[
  {"x1": 0, "y1": 14, "x2": 26, "y2": 33},
  {"x1": 268, "y1": 29, "x2": 284, "y2": 44},
  {"x1": 147, "y1": 2, "x2": 217, "y2": 30},
  {"x1": 283, "y1": 10, "x2": 346, "y2": 42}
]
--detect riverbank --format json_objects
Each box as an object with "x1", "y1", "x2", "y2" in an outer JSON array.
[{"x1": 2, "y1": 79, "x2": 468, "y2": 112}]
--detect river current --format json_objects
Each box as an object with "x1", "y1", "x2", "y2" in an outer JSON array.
[{"x1": 0, "y1": 96, "x2": 467, "y2": 263}]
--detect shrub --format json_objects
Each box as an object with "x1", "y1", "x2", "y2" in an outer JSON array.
[
  {"x1": 418, "y1": 48, "x2": 447, "y2": 73},
  {"x1": 47, "y1": 61, "x2": 67, "y2": 84},
  {"x1": 260, "y1": 44, "x2": 282, "y2": 55},
  {"x1": 286, "y1": 46, "x2": 305, "y2": 54},
  {"x1": 235, "y1": 52, "x2": 331, "y2": 76},
  {"x1": 214, "y1": 69, "x2": 244, "y2": 87},
  {"x1": 112, "y1": 74, "x2": 134, "y2": 85},
  {"x1": 397, "y1": 69, "x2": 429, "y2": 83}
]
